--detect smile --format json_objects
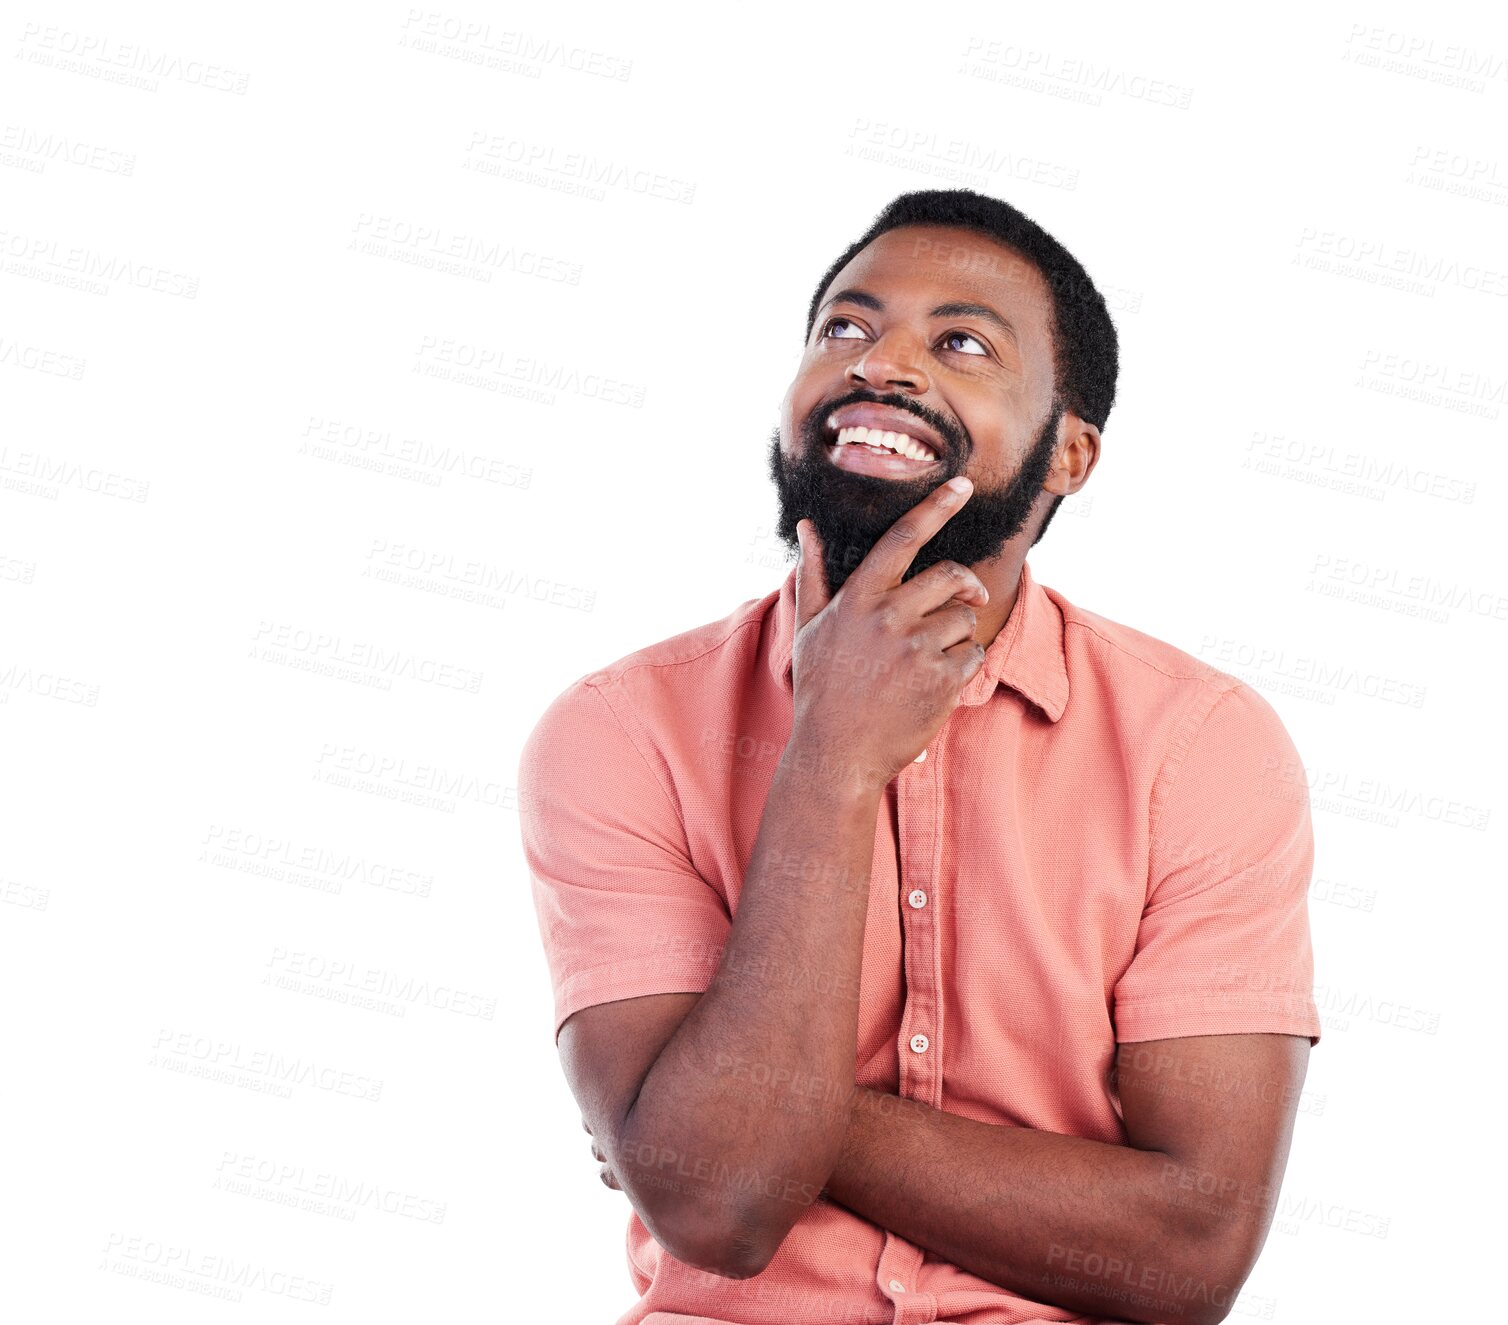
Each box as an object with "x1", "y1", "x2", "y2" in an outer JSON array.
[
  {"x1": 824, "y1": 424, "x2": 943, "y2": 478},
  {"x1": 832, "y1": 425, "x2": 938, "y2": 463}
]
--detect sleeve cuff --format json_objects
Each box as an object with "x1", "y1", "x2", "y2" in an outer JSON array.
[
  {"x1": 1115, "y1": 993, "x2": 1322, "y2": 1047},
  {"x1": 553, "y1": 953, "x2": 722, "y2": 1043}
]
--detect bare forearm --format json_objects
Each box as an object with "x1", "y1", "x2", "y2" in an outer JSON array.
[
  {"x1": 618, "y1": 742, "x2": 879, "y2": 1261},
  {"x1": 824, "y1": 1089, "x2": 1249, "y2": 1325}
]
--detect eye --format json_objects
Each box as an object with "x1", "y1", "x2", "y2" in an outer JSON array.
[
  {"x1": 820, "y1": 316, "x2": 867, "y2": 340},
  {"x1": 942, "y1": 330, "x2": 988, "y2": 356}
]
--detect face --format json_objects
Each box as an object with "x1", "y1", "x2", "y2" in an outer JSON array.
[{"x1": 769, "y1": 223, "x2": 1081, "y2": 596}]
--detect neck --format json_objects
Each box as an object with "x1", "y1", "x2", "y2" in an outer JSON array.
[{"x1": 966, "y1": 548, "x2": 1028, "y2": 651}]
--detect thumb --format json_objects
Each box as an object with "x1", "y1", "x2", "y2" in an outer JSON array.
[{"x1": 794, "y1": 519, "x2": 831, "y2": 630}]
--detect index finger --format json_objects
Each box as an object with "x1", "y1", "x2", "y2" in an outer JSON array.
[{"x1": 846, "y1": 476, "x2": 974, "y2": 596}]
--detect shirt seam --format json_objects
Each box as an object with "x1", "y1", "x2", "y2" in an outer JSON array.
[
  {"x1": 584, "y1": 603, "x2": 773, "y2": 686},
  {"x1": 1144, "y1": 682, "x2": 1248, "y2": 908},
  {"x1": 1115, "y1": 991, "x2": 1315, "y2": 1009},
  {"x1": 1064, "y1": 616, "x2": 1240, "y2": 686},
  {"x1": 561, "y1": 946, "x2": 722, "y2": 992},
  {"x1": 557, "y1": 952, "x2": 720, "y2": 1006},
  {"x1": 579, "y1": 678, "x2": 694, "y2": 856}
]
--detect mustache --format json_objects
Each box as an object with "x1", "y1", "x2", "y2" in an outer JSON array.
[{"x1": 806, "y1": 389, "x2": 967, "y2": 464}]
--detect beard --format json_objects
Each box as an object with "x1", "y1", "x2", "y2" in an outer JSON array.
[{"x1": 766, "y1": 390, "x2": 1063, "y2": 598}]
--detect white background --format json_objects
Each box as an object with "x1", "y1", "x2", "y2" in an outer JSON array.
[{"x1": 3, "y1": 1, "x2": 1505, "y2": 1320}]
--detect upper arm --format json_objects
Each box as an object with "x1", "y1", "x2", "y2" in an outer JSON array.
[
  {"x1": 1114, "y1": 682, "x2": 1322, "y2": 1046},
  {"x1": 517, "y1": 678, "x2": 731, "y2": 1046},
  {"x1": 1116, "y1": 1032, "x2": 1310, "y2": 1280},
  {"x1": 559, "y1": 991, "x2": 702, "y2": 1145}
]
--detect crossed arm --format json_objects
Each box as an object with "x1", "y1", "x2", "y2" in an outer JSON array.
[
  {"x1": 821, "y1": 1033, "x2": 1309, "y2": 1324},
  {"x1": 573, "y1": 986, "x2": 1308, "y2": 1325}
]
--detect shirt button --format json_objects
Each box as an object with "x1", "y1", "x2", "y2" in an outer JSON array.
[
  {"x1": 909, "y1": 1033, "x2": 929, "y2": 1054},
  {"x1": 888, "y1": 1279, "x2": 906, "y2": 1293},
  {"x1": 912, "y1": 747, "x2": 927, "y2": 763},
  {"x1": 907, "y1": 889, "x2": 927, "y2": 909}
]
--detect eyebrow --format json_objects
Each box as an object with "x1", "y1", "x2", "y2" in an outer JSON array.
[{"x1": 816, "y1": 288, "x2": 1019, "y2": 347}]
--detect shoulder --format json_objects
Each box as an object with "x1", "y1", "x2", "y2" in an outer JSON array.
[
  {"x1": 1052, "y1": 587, "x2": 1236, "y2": 692},
  {"x1": 1043, "y1": 581, "x2": 1301, "y2": 761},
  {"x1": 576, "y1": 584, "x2": 780, "y2": 691},
  {"x1": 519, "y1": 582, "x2": 783, "y2": 764}
]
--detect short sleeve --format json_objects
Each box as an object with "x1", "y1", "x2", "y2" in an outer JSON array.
[
  {"x1": 1112, "y1": 682, "x2": 1321, "y2": 1046},
  {"x1": 517, "y1": 678, "x2": 731, "y2": 1043}
]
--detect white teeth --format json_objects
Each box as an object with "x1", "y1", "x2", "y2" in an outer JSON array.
[{"x1": 833, "y1": 425, "x2": 937, "y2": 463}]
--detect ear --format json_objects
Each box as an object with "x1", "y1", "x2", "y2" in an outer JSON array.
[{"x1": 1045, "y1": 413, "x2": 1099, "y2": 498}]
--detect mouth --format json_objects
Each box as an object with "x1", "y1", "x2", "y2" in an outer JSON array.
[{"x1": 820, "y1": 406, "x2": 946, "y2": 479}]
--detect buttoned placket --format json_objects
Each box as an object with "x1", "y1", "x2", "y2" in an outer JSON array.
[{"x1": 873, "y1": 729, "x2": 950, "y2": 1325}]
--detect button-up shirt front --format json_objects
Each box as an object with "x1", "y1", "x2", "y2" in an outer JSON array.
[{"x1": 519, "y1": 560, "x2": 1320, "y2": 1325}]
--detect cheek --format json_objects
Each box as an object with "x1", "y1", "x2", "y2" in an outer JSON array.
[
  {"x1": 782, "y1": 394, "x2": 819, "y2": 452},
  {"x1": 775, "y1": 417, "x2": 799, "y2": 459},
  {"x1": 958, "y1": 432, "x2": 1016, "y2": 484}
]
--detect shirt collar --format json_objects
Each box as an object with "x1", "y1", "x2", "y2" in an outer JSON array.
[{"x1": 766, "y1": 558, "x2": 1069, "y2": 721}]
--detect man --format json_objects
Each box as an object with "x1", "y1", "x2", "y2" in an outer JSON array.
[{"x1": 518, "y1": 188, "x2": 1320, "y2": 1325}]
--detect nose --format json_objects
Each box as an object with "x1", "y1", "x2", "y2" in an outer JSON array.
[{"x1": 846, "y1": 328, "x2": 931, "y2": 395}]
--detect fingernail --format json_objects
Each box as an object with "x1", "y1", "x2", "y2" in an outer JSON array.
[{"x1": 946, "y1": 476, "x2": 972, "y2": 493}]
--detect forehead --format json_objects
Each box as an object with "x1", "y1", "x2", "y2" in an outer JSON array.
[{"x1": 821, "y1": 223, "x2": 1054, "y2": 364}]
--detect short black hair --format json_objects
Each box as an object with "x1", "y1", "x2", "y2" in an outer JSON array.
[{"x1": 804, "y1": 189, "x2": 1119, "y2": 544}]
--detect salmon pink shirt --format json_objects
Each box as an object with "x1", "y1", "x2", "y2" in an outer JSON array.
[{"x1": 519, "y1": 560, "x2": 1321, "y2": 1325}]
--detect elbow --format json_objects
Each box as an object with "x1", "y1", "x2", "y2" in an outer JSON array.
[
  {"x1": 655, "y1": 1207, "x2": 778, "y2": 1281},
  {"x1": 1178, "y1": 1223, "x2": 1262, "y2": 1325},
  {"x1": 610, "y1": 1118, "x2": 795, "y2": 1280},
  {"x1": 1187, "y1": 1302, "x2": 1235, "y2": 1325},
  {"x1": 1182, "y1": 1304, "x2": 1230, "y2": 1325}
]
